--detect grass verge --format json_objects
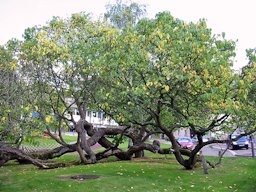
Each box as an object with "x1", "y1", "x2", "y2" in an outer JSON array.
[{"x1": 0, "y1": 155, "x2": 255, "y2": 192}]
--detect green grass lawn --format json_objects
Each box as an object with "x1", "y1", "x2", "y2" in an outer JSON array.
[
  {"x1": 22, "y1": 133, "x2": 171, "y2": 147},
  {"x1": 5, "y1": 136, "x2": 255, "y2": 191},
  {"x1": 21, "y1": 135, "x2": 78, "y2": 151},
  {"x1": 0, "y1": 154, "x2": 255, "y2": 192},
  {"x1": 24, "y1": 135, "x2": 78, "y2": 145},
  {"x1": 21, "y1": 135, "x2": 171, "y2": 152}
]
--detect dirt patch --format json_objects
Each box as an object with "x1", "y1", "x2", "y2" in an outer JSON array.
[{"x1": 58, "y1": 174, "x2": 100, "y2": 181}]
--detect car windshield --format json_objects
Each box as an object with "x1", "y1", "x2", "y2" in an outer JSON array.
[
  {"x1": 178, "y1": 138, "x2": 191, "y2": 142},
  {"x1": 237, "y1": 137, "x2": 247, "y2": 142},
  {"x1": 231, "y1": 135, "x2": 247, "y2": 142}
]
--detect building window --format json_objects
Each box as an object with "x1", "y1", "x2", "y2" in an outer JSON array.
[{"x1": 98, "y1": 112, "x2": 103, "y2": 119}]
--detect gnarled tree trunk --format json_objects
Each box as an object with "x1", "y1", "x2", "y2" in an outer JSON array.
[{"x1": 0, "y1": 143, "x2": 64, "y2": 169}]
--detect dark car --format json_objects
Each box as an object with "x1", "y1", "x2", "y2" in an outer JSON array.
[
  {"x1": 177, "y1": 137, "x2": 194, "y2": 150},
  {"x1": 229, "y1": 134, "x2": 249, "y2": 150}
]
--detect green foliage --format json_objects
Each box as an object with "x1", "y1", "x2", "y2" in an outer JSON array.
[
  {"x1": 0, "y1": 43, "x2": 33, "y2": 144},
  {"x1": 2, "y1": 5, "x2": 256, "y2": 150},
  {"x1": 17, "y1": 13, "x2": 117, "y2": 132},
  {"x1": 234, "y1": 50, "x2": 256, "y2": 133},
  {"x1": 246, "y1": 48, "x2": 256, "y2": 64},
  {"x1": 112, "y1": 135, "x2": 127, "y2": 146},
  {"x1": 105, "y1": 0, "x2": 147, "y2": 29},
  {"x1": 96, "y1": 11, "x2": 244, "y2": 136},
  {"x1": 23, "y1": 135, "x2": 40, "y2": 146}
]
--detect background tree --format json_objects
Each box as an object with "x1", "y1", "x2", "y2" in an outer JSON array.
[
  {"x1": 235, "y1": 48, "x2": 256, "y2": 138},
  {"x1": 0, "y1": 42, "x2": 31, "y2": 147},
  {"x1": 104, "y1": 0, "x2": 146, "y2": 29}
]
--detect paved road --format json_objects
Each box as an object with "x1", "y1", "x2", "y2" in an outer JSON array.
[
  {"x1": 202, "y1": 143, "x2": 256, "y2": 157},
  {"x1": 154, "y1": 139, "x2": 256, "y2": 157}
]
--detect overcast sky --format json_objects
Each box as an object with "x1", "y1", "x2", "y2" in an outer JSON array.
[{"x1": 0, "y1": 0, "x2": 255, "y2": 70}]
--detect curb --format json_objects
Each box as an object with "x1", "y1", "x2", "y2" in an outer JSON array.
[{"x1": 210, "y1": 145, "x2": 256, "y2": 157}]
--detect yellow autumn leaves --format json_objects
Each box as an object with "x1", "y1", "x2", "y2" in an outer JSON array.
[
  {"x1": 164, "y1": 85, "x2": 170, "y2": 92},
  {"x1": 143, "y1": 81, "x2": 170, "y2": 93},
  {"x1": 43, "y1": 116, "x2": 51, "y2": 123},
  {"x1": 208, "y1": 100, "x2": 239, "y2": 110}
]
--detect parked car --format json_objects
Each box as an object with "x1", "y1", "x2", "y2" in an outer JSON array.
[
  {"x1": 202, "y1": 136, "x2": 210, "y2": 142},
  {"x1": 229, "y1": 134, "x2": 249, "y2": 150},
  {"x1": 191, "y1": 136, "x2": 213, "y2": 144},
  {"x1": 191, "y1": 137, "x2": 198, "y2": 144},
  {"x1": 177, "y1": 137, "x2": 194, "y2": 150},
  {"x1": 42, "y1": 131, "x2": 50, "y2": 137}
]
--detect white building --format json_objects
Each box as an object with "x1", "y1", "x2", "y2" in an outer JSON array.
[
  {"x1": 67, "y1": 107, "x2": 118, "y2": 128},
  {"x1": 64, "y1": 98, "x2": 118, "y2": 128}
]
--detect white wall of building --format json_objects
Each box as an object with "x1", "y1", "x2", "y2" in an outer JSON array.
[{"x1": 68, "y1": 108, "x2": 118, "y2": 128}]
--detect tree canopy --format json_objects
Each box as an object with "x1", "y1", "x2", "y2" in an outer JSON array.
[{"x1": 0, "y1": 2, "x2": 256, "y2": 170}]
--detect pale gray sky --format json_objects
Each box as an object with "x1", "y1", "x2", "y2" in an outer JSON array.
[{"x1": 0, "y1": 0, "x2": 255, "y2": 70}]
